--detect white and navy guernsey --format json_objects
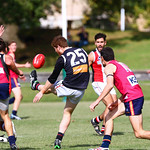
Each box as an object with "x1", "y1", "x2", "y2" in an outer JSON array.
[{"x1": 48, "y1": 47, "x2": 89, "y2": 90}]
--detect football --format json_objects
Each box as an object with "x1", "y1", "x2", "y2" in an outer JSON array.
[{"x1": 33, "y1": 54, "x2": 45, "y2": 69}]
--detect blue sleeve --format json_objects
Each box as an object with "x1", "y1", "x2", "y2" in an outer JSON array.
[{"x1": 48, "y1": 56, "x2": 64, "y2": 84}]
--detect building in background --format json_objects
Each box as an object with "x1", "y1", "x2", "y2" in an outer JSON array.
[{"x1": 40, "y1": 0, "x2": 91, "y2": 29}]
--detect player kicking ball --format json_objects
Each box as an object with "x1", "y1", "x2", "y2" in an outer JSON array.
[{"x1": 30, "y1": 35, "x2": 89, "y2": 149}]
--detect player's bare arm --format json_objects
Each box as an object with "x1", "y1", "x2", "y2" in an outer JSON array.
[
  {"x1": 88, "y1": 52, "x2": 94, "y2": 66},
  {"x1": 89, "y1": 64, "x2": 116, "y2": 112},
  {"x1": 15, "y1": 62, "x2": 31, "y2": 68},
  {"x1": 108, "y1": 98, "x2": 123, "y2": 111}
]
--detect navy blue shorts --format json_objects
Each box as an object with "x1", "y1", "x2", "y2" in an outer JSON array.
[
  {"x1": 11, "y1": 78, "x2": 21, "y2": 89},
  {"x1": 124, "y1": 97, "x2": 144, "y2": 116}
]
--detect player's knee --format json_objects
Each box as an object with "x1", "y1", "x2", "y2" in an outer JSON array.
[
  {"x1": 20, "y1": 94, "x2": 23, "y2": 101},
  {"x1": 134, "y1": 131, "x2": 143, "y2": 139}
]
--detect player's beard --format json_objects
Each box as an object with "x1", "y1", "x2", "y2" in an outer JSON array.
[{"x1": 97, "y1": 46, "x2": 103, "y2": 52}]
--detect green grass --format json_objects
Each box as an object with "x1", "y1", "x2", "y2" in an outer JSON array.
[
  {"x1": 1, "y1": 101, "x2": 150, "y2": 149},
  {"x1": 0, "y1": 81, "x2": 149, "y2": 149}
]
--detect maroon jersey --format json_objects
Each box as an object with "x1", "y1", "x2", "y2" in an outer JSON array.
[
  {"x1": 7, "y1": 51, "x2": 18, "y2": 78},
  {"x1": 0, "y1": 54, "x2": 11, "y2": 99}
]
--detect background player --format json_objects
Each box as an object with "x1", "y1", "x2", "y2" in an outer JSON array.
[
  {"x1": 30, "y1": 35, "x2": 89, "y2": 149},
  {"x1": 88, "y1": 33, "x2": 117, "y2": 135},
  {"x1": 89, "y1": 47, "x2": 150, "y2": 150},
  {"x1": 8, "y1": 41, "x2": 31, "y2": 120},
  {"x1": 0, "y1": 37, "x2": 25, "y2": 149}
]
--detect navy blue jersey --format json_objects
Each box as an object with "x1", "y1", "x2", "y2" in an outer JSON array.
[{"x1": 48, "y1": 47, "x2": 89, "y2": 90}]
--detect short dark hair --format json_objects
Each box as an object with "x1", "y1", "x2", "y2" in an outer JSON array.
[
  {"x1": 51, "y1": 35, "x2": 68, "y2": 48},
  {"x1": 0, "y1": 38, "x2": 6, "y2": 52},
  {"x1": 94, "y1": 33, "x2": 106, "y2": 41},
  {"x1": 8, "y1": 40, "x2": 16, "y2": 46},
  {"x1": 101, "y1": 47, "x2": 115, "y2": 61}
]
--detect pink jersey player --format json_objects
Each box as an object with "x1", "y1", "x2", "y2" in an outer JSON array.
[{"x1": 109, "y1": 60, "x2": 143, "y2": 102}]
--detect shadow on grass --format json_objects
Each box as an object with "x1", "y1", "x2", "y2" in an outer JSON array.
[
  {"x1": 113, "y1": 131, "x2": 124, "y2": 135},
  {"x1": 20, "y1": 116, "x2": 30, "y2": 120},
  {"x1": 92, "y1": 131, "x2": 124, "y2": 136},
  {"x1": 68, "y1": 144, "x2": 100, "y2": 148}
]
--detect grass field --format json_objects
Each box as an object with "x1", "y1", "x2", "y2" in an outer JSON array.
[
  {"x1": 0, "y1": 101, "x2": 150, "y2": 150},
  {"x1": 1, "y1": 82, "x2": 150, "y2": 149}
]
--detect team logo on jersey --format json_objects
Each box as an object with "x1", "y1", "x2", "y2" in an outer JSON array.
[
  {"x1": 0, "y1": 67, "x2": 4, "y2": 74},
  {"x1": 73, "y1": 64, "x2": 88, "y2": 74},
  {"x1": 97, "y1": 56, "x2": 101, "y2": 65},
  {"x1": 127, "y1": 75, "x2": 138, "y2": 86}
]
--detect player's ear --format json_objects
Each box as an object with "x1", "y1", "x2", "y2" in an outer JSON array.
[{"x1": 104, "y1": 41, "x2": 107, "y2": 46}]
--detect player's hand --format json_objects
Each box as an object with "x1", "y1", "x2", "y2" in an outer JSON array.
[
  {"x1": 25, "y1": 62, "x2": 31, "y2": 68},
  {"x1": 89, "y1": 100, "x2": 99, "y2": 112},
  {"x1": 108, "y1": 101, "x2": 118, "y2": 111},
  {"x1": 19, "y1": 74, "x2": 26, "y2": 81},
  {"x1": 18, "y1": 70, "x2": 26, "y2": 81},
  {"x1": 33, "y1": 92, "x2": 43, "y2": 103},
  {"x1": 0, "y1": 25, "x2": 4, "y2": 37}
]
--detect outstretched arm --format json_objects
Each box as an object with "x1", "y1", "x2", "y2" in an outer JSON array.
[
  {"x1": 15, "y1": 62, "x2": 31, "y2": 68},
  {"x1": 89, "y1": 64, "x2": 116, "y2": 111}
]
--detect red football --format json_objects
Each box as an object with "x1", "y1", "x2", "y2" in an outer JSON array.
[{"x1": 33, "y1": 54, "x2": 45, "y2": 69}]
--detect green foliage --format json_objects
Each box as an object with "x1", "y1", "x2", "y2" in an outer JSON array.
[
  {"x1": 88, "y1": 0, "x2": 150, "y2": 30},
  {"x1": 0, "y1": 0, "x2": 60, "y2": 28}
]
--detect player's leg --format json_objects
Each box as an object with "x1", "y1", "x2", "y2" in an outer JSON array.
[
  {"x1": 0, "y1": 110, "x2": 17, "y2": 149},
  {"x1": 30, "y1": 70, "x2": 55, "y2": 94},
  {"x1": 91, "y1": 93, "x2": 115, "y2": 136},
  {"x1": 91, "y1": 82, "x2": 116, "y2": 135},
  {"x1": 89, "y1": 101, "x2": 125, "y2": 150},
  {"x1": 100, "y1": 89, "x2": 117, "y2": 134},
  {"x1": 0, "y1": 119, "x2": 17, "y2": 138},
  {"x1": 125, "y1": 97, "x2": 150, "y2": 139},
  {"x1": 90, "y1": 82, "x2": 106, "y2": 135},
  {"x1": 129, "y1": 114, "x2": 150, "y2": 139},
  {"x1": 54, "y1": 99, "x2": 77, "y2": 149},
  {"x1": 0, "y1": 120, "x2": 8, "y2": 143},
  {"x1": 54, "y1": 85, "x2": 84, "y2": 149},
  {"x1": 91, "y1": 111, "x2": 104, "y2": 135},
  {"x1": 10, "y1": 87, "x2": 22, "y2": 120}
]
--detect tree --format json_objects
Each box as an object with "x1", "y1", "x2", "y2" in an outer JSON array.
[
  {"x1": 88, "y1": 0, "x2": 150, "y2": 30},
  {"x1": 0, "y1": 0, "x2": 61, "y2": 28}
]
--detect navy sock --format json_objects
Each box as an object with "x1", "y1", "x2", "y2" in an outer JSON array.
[
  {"x1": 101, "y1": 135, "x2": 111, "y2": 148},
  {"x1": 12, "y1": 110, "x2": 17, "y2": 116},
  {"x1": 9, "y1": 97, "x2": 15, "y2": 104},
  {"x1": 8, "y1": 135, "x2": 16, "y2": 146},
  {"x1": 56, "y1": 132, "x2": 64, "y2": 141}
]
